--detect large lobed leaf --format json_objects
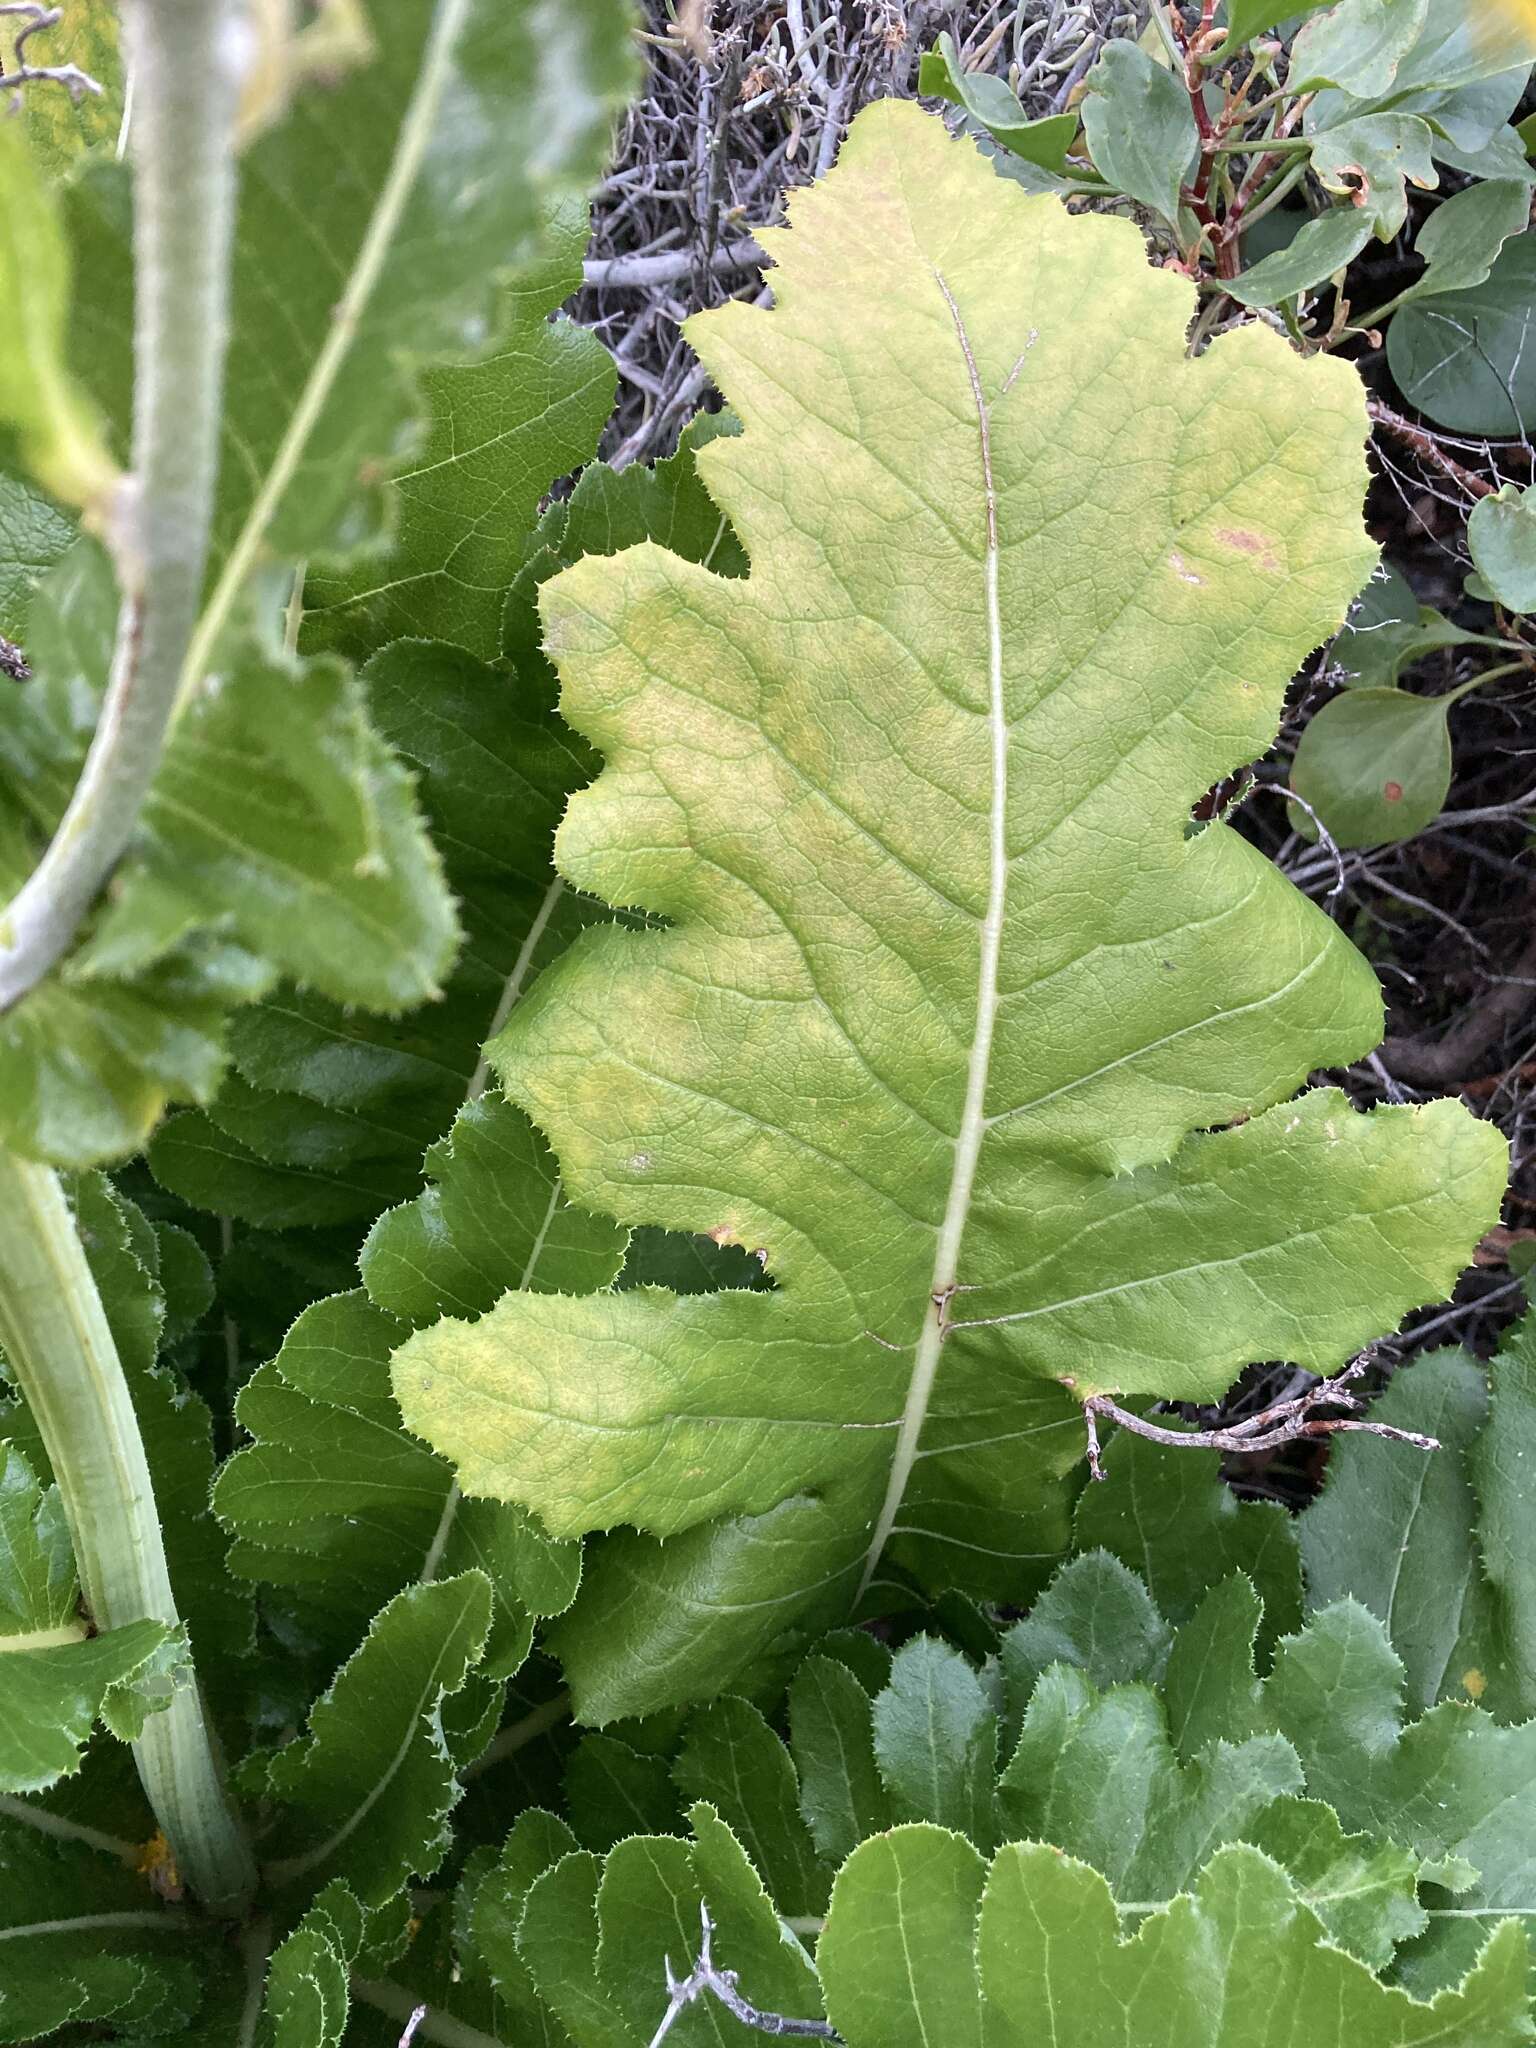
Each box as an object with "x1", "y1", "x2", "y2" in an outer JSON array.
[{"x1": 395, "y1": 100, "x2": 1505, "y2": 1720}]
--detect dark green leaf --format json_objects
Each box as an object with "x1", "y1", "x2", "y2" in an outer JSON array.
[
  {"x1": 788, "y1": 1652, "x2": 893, "y2": 1865},
  {"x1": 0, "y1": 1816, "x2": 198, "y2": 2043},
  {"x1": 1309, "y1": 114, "x2": 1438, "y2": 238},
  {"x1": 1387, "y1": 230, "x2": 1536, "y2": 433},
  {"x1": 1000, "y1": 1550, "x2": 1171, "y2": 1733},
  {"x1": 259, "y1": 1572, "x2": 492, "y2": 1907},
  {"x1": 565, "y1": 1732, "x2": 680, "y2": 1854},
  {"x1": 214, "y1": 1290, "x2": 579, "y2": 1684},
  {"x1": 1399, "y1": 179, "x2": 1532, "y2": 307},
  {"x1": 0, "y1": 471, "x2": 72, "y2": 642},
  {"x1": 673, "y1": 1696, "x2": 828, "y2": 1918},
  {"x1": 1227, "y1": 208, "x2": 1375, "y2": 307},
  {"x1": 873, "y1": 1636, "x2": 1001, "y2": 1853},
  {"x1": 1289, "y1": 685, "x2": 1456, "y2": 847},
  {"x1": 1072, "y1": 1427, "x2": 1303, "y2": 1645},
  {"x1": 1081, "y1": 41, "x2": 1197, "y2": 225},
  {"x1": 300, "y1": 215, "x2": 617, "y2": 666},
  {"x1": 1288, "y1": 0, "x2": 1431, "y2": 97}
]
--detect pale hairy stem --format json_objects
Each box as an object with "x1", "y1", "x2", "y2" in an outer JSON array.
[
  {"x1": 0, "y1": 1151, "x2": 257, "y2": 1914},
  {"x1": 0, "y1": 0, "x2": 245, "y2": 1010}
]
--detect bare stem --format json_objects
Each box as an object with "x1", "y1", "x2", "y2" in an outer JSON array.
[
  {"x1": 0, "y1": 0, "x2": 245, "y2": 1011},
  {"x1": 649, "y1": 1903, "x2": 840, "y2": 2045},
  {"x1": 1082, "y1": 1354, "x2": 1439, "y2": 1481},
  {"x1": 0, "y1": 1150, "x2": 256, "y2": 1913},
  {"x1": 1367, "y1": 400, "x2": 1497, "y2": 502}
]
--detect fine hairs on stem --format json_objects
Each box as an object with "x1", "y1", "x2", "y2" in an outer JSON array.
[{"x1": 0, "y1": 0, "x2": 245, "y2": 1011}]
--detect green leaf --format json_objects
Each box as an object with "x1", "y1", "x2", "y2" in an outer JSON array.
[
  {"x1": 1289, "y1": 685, "x2": 1457, "y2": 846},
  {"x1": 1073, "y1": 1428, "x2": 1303, "y2": 1645},
  {"x1": 788, "y1": 1652, "x2": 893, "y2": 1865},
  {"x1": 820, "y1": 1825, "x2": 986, "y2": 2048},
  {"x1": 873, "y1": 1636, "x2": 1001, "y2": 1852},
  {"x1": 299, "y1": 214, "x2": 617, "y2": 666},
  {"x1": 512, "y1": 1812, "x2": 825, "y2": 2046},
  {"x1": 0, "y1": 124, "x2": 116, "y2": 510},
  {"x1": 918, "y1": 34, "x2": 1079, "y2": 171},
  {"x1": 0, "y1": 471, "x2": 73, "y2": 643},
  {"x1": 0, "y1": 1450, "x2": 184, "y2": 1787},
  {"x1": 819, "y1": 1826, "x2": 1532, "y2": 2047},
  {"x1": 1301, "y1": 1329, "x2": 1536, "y2": 1723},
  {"x1": 1240, "y1": 1796, "x2": 1428, "y2": 1970},
  {"x1": 1268, "y1": 1600, "x2": 1536, "y2": 1995},
  {"x1": 213, "y1": 1287, "x2": 585, "y2": 1684},
  {"x1": 1301, "y1": 1350, "x2": 1501, "y2": 1712},
  {"x1": 1329, "y1": 560, "x2": 1487, "y2": 688},
  {"x1": 0, "y1": 1617, "x2": 182, "y2": 1794},
  {"x1": 1081, "y1": 40, "x2": 1197, "y2": 224},
  {"x1": 1387, "y1": 230, "x2": 1536, "y2": 433},
  {"x1": 156, "y1": 434, "x2": 737, "y2": 1256},
  {"x1": 565, "y1": 1731, "x2": 680, "y2": 1853},
  {"x1": 1469, "y1": 483, "x2": 1536, "y2": 613},
  {"x1": 1470, "y1": 1314, "x2": 1536, "y2": 1724},
  {"x1": 69, "y1": 0, "x2": 637, "y2": 601},
  {"x1": 0, "y1": 1816, "x2": 199, "y2": 2043},
  {"x1": 1383, "y1": 0, "x2": 1536, "y2": 98},
  {"x1": 74, "y1": 624, "x2": 457, "y2": 1015},
  {"x1": 1398, "y1": 178, "x2": 1532, "y2": 307},
  {"x1": 1218, "y1": 1, "x2": 1331, "y2": 55},
  {"x1": 262, "y1": 1884, "x2": 365, "y2": 2048},
  {"x1": 1227, "y1": 207, "x2": 1375, "y2": 307},
  {"x1": 394, "y1": 99, "x2": 1504, "y2": 1724},
  {"x1": 362, "y1": 1093, "x2": 628, "y2": 1327},
  {"x1": 1308, "y1": 114, "x2": 1438, "y2": 238},
  {"x1": 0, "y1": 547, "x2": 459, "y2": 1167},
  {"x1": 0, "y1": 0, "x2": 637, "y2": 1173},
  {"x1": 999, "y1": 1550, "x2": 1171, "y2": 1727},
  {"x1": 1164, "y1": 1573, "x2": 1269, "y2": 1755},
  {"x1": 1008, "y1": 1838, "x2": 1526, "y2": 2045},
  {"x1": 1288, "y1": 0, "x2": 1431, "y2": 97},
  {"x1": 468, "y1": 1807, "x2": 580, "y2": 2032},
  {"x1": 673, "y1": 1695, "x2": 828, "y2": 1917},
  {"x1": 259, "y1": 1571, "x2": 492, "y2": 1907},
  {"x1": 5, "y1": 1, "x2": 124, "y2": 176},
  {"x1": 0, "y1": 1173, "x2": 249, "y2": 1710},
  {"x1": 0, "y1": 1440, "x2": 74, "y2": 1637},
  {"x1": 1001, "y1": 1660, "x2": 1302, "y2": 1900}
]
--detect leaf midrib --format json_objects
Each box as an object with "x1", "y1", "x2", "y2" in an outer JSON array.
[
  {"x1": 178, "y1": 0, "x2": 472, "y2": 710},
  {"x1": 855, "y1": 270, "x2": 1009, "y2": 1599}
]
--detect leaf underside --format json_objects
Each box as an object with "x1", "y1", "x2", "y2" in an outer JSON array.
[{"x1": 394, "y1": 99, "x2": 1505, "y2": 1721}]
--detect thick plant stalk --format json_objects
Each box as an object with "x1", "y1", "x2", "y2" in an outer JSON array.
[
  {"x1": 0, "y1": 1152, "x2": 257, "y2": 1914},
  {"x1": 0, "y1": 0, "x2": 245, "y2": 1009}
]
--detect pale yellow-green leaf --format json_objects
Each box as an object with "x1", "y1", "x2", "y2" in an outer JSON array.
[
  {"x1": 0, "y1": 123, "x2": 118, "y2": 513},
  {"x1": 394, "y1": 102, "x2": 1506, "y2": 1718}
]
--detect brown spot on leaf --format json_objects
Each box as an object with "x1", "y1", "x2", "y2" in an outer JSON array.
[
  {"x1": 1214, "y1": 527, "x2": 1280, "y2": 572},
  {"x1": 1462, "y1": 1667, "x2": 1487, "y2": 1700},
  {"x1": 1384, "y1": 780, "x2": 1404, "y2": 802}
]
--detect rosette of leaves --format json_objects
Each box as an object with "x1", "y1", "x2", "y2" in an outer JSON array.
[
  {"x1": 394, "y1": 100, "x2": 1507, "y2": 1724},
  {"x1": 362, "y1": 1428, "x2": 1536, "y2": 2048}
]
